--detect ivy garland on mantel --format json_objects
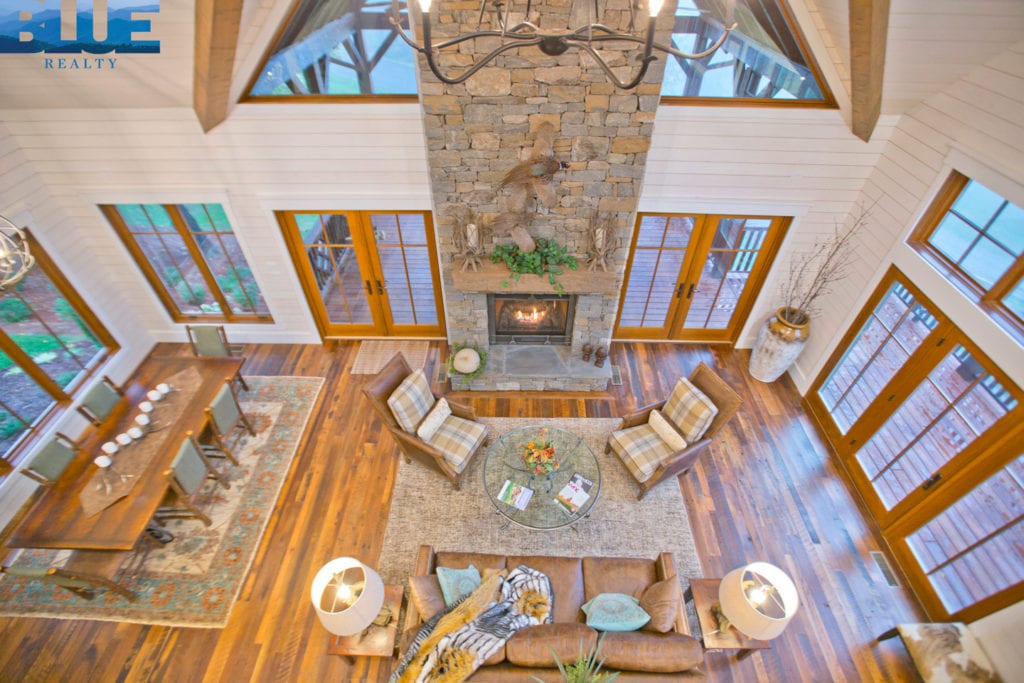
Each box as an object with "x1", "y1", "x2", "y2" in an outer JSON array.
[{"x1": 489, "y1": 238, "x2": 578, "y2": 295}]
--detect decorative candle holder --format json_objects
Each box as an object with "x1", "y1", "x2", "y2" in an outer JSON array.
[
  {"x1": 157, "y1": 382, "x2": 171, "y2": 395},
  {"x1": 139, "y1": 401, "x2": 154, "y2": 414},
  {"x1": 128, "y1": 426, "x2": 145, "y2": 440},
  {"x1": 101, "y1": 441, "x2": 118, "y2": 456},
  {"x1": 115, "y1": 433, "x2": 132, "y2": 447},
  {"x1": 594, "y1": 346, "x2": 608, "y2": 368},
  {"x1": 582, "y1": 343, "x2": 593, "y2": 361},
  {"x1": 146, "y1": 390, "x2": 163, "y2": 402}
]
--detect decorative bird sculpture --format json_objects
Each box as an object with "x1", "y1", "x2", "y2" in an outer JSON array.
[{"x1": 497, "y1": 122, "x2": 568, "y2": 211}]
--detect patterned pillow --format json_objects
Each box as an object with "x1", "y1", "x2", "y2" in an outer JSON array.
[
  {"x1": 581, "y1": 593, "x2": 651, "y2": 632},
  {"x1": 417, "y1": 398, "x2": 452, "y2": 441},
  {"x1": 387, "y1": 369, "x2": 435, "y2": 434},
  {"x1": 648, "y1": 409, "x2": 687, "y2": 451},
  {"x1": 437, "y1": 564, "x2": 482, "y2": 606},
  {"x1": 663, "y1": 377, "x2": 719, "y2": 442}
]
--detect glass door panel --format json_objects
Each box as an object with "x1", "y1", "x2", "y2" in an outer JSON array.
[
  {"x1": 900, "y1": 452, "x2": 1024, "y2": 620},
  {"x1": 298, "y1": 214, "x2": 377, "y2": 331},
  {"x1": 369, "y1": 213, "x2": 442, "y2": 334},
  {"x1": 817, "y1": 282, "x2": 938, "y2": 433},
  {"x1": 854, "y1": 345, "x2": 1018, "y2": 520},
  {"x1": 615, "y1": 215, "x2": 695, "y2": 337}
]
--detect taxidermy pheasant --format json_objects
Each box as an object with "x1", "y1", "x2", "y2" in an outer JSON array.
[{"x1": 497, "y1": 122, "x2": 567, "y2": 210}]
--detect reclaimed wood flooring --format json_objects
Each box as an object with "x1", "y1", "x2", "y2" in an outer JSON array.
[{"x1": 0, "y1": 341, "x2": 923, "y2": 682}]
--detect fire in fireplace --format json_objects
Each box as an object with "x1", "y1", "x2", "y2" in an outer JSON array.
[{"x1": 488, "y1": 293, "x2": 576, "y2": 344}]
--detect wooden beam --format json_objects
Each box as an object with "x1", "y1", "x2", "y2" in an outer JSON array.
[
  {"x1": 193, "y1": 0, "x2": 244, "y2": 133},
  {"x1": 849, "y1": 0, "x2": 889, "y2": 142}
]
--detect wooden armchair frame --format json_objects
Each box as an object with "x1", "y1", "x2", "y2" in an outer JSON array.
[
  {"x1": 362, "y1": 353, "x2": 482, "y2": 490},
  {"x1": 609, "y1": 362, "x2": 743, "y2": 500}
]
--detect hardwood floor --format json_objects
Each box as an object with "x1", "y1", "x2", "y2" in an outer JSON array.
[{"x1": 0, "y1": 341, "x2": 924, "y2": 682}]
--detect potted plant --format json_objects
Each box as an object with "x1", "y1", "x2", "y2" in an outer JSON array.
[
  {"x1": 749, "y1": 206, "x2": 869, "y2": 382},
  {"x1": 534, "y1": 634, "x2": 619, "y2": 683}
]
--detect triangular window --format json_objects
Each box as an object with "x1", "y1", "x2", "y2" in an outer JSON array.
[
  {"x1": 246, "y1": 0, "x2": 417, "y2": 98},
  {"x1": 660, "y1": 0, "x2": 833, "y2": 104}
]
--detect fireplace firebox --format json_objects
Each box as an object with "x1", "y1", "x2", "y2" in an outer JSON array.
[{"x1": 488, "y1": 293, "x2": 575, "y2": 344}]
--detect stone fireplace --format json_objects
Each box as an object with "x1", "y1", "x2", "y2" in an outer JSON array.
[
  {"x1": 415, "y1": 0, "x2": 675, "y2": 390},
  {"x1": 488, "y1": 293, "x2": 575, "y2": 345}
]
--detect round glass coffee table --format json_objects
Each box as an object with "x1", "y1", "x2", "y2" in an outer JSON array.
[{"x1": 482, "y1": 424, "x2": 601, "y2": 530}]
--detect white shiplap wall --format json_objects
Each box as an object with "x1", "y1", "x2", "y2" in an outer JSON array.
[
  {"x1": 643, "y1": 105, "x2": 895, "y2": 388},
  {"x1": 800, "y1": 41, "x2": 1024, "y2": 392},
  {"x1": 0, "y1": 103, "x2": 433, "y2": 344}
]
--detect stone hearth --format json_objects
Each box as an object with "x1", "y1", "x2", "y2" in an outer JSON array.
[{"x1": 450, "y1": 346, "x2": 611, "y2": 391}]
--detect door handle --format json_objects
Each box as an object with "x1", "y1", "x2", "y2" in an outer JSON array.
[
  {"x1": 675, "y1": 283, "x2": 685, "y2": 299},
  {"x1": 686, "y1": 283, "x2": 696, "y2": 299},
  {"x1": 365, "y1": 280, "x2": 372, "y2": 295},
  {"x1": 376, "y1": 279, "x2": 384, "y2": 295},
  {"x1": 922, "y1": 473, "x2": 942, "y2": 491}
]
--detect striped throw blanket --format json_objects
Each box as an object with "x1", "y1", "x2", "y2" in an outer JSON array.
[{"x1": 391, "y1": 565, "x2": 553, "y2": 683}]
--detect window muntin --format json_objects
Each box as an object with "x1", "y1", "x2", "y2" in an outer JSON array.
[
  {"x1": 660, "y1": 0, "x2": 831, "y2": 104},
  {"x1": 0, "y1": 233, "x2": 118, "y2": 463},
  {"x1": 247, "y1": 0, "x2": 417, "y2": 97},
  {"x1": 102, "y1": 204, "x2": 271, "y2": 323},
  {"x1": 911, "y1": 172, "x2": 1024, "y2": 337}
]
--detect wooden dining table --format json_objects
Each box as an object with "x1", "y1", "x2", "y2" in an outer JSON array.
[{"x1": 6, "y1": 356, "x2": 244, "y2": 551}]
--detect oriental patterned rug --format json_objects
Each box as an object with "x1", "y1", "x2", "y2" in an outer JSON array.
[
  {"x1": 378, "y1": 417, "x2": 703, "y2": 589},
  {"x1": 350, "y1": 340, "x2": 430, "y2": 375},
  {"x1": 0, "y1": 376, "x2": 324, "y2": 628}
]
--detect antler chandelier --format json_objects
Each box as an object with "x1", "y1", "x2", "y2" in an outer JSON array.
[
  {"x1": 0, "y1": 215, "x2": 35, "y2": 291},
  {"x1": 391, "y1": 0, "x2": 736, "y2": 89}
]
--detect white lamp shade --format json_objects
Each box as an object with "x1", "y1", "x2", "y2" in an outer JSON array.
[
  {"x1": 311, "y1": 557, "x2": 385, "y2": 636},
  {"x1": 718, "y1": 562, "x2": 798, "y2": 640}
]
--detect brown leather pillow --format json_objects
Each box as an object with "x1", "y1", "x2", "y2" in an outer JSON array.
[
  {"x1": 639, "y1": 578, "x2": 681, "y2": 633},
  {"x1": 408, "y1": 575, "x2": 445, "y2": 622}
]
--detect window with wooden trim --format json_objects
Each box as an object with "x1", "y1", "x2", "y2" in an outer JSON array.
[
  {"x1": 245, "y1": 0, "x2": 418, "y2": 98},
  {"x1": 659, "y1": 0, "x2": 834, "y2": 106},
  {"x1": 910, "y1": 172, "x2": 1024, "y2": 338},
  {"x1": 101, "y1": 204, "x2": 272, "y2": 323},
  {"x1": 0, "y1": 231, "x2": 118, "y2": 465}
]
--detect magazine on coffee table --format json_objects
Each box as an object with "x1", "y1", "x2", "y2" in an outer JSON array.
[
  {"x1": 498, "y1": 480, "x2": 533, "y2": 510},
  {"x1": 555, "y1": 473, "x2": 594, "y2": 514}
]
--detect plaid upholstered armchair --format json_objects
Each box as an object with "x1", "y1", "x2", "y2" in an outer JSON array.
[
  {"x1": 607, "y1": 363, "x2": 742, "y2": 500},
  {"x1": 363, "y1": 354, "x2": 487, "y2": 490}
]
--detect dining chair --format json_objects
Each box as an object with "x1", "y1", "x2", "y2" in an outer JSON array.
[
  {"x1": 76, "y1": 375, "x2": 125, "y2": 426},
  {"x1": 1, "y1": 549, "x2": 136, "y2": 602},
  {"x1": 201, "y1": 378, "x2": 255, "y2": 466},
  {"x1": 185, "y1": 324, "x2": 249, "y2": 391},
  {"x1": 154, "y1": 432, "x2": 230, "y2": 528},
  {"x1": 19, "y1": 432, "x2": 80, "y2": 486}
]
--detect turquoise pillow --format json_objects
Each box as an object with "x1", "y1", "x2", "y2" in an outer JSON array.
[
  {"x1": 581, "y1": 593, "x2": 651, "y2": 631},
  {"x1": 436, "y1": 564, "x2": 481, "y2": 606}
]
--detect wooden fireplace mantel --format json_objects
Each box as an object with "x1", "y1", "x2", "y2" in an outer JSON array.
[{"x1": 450, "y1": 262, "x2": 619, "y2": 294}]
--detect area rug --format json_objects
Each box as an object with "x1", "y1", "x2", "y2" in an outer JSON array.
[
  {"x1": 0, "y1": 376, "x2": 324, "y2": 628},
  {"x1": 378, "y1": 417, "x2": 703, "y2": 588},
  {"x1": 350, "y1": 340, "x2": 430, "y2": 375}
]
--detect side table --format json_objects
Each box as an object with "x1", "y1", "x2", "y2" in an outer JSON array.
[
  {"x1": 685, "y1": 578, "x2": 770, "y2": 661},
  {"x1": 328, "y1": 584, "x2": 404, "y2": 662}
]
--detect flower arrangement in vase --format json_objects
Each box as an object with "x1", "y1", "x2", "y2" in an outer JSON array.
[{"x1": 521, "y1": 429, "x2": 560, "y2": 481}]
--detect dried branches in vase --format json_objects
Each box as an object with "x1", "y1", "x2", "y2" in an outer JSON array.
[
  {"x1": 449, "y1": 206, "x2": 486, "y2": 272},
  {"x1": 777, "y1": 204, "x2": 872, "y2": 326},
  {"x1": 749, "y1": 204, "x2": 870, "y2": 382}
]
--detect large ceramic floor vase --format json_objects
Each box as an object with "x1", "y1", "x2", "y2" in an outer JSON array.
[{"x1": 749, "y1": 307, "x2": 811, "y2": 382}]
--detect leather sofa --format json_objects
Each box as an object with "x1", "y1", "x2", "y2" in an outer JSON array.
[{"x1": 403, "y1": 545, "x2": 705, "y2": 681}]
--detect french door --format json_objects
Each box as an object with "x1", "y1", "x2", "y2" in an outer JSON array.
[
  {"x1": 808, "y1": 267, "x2": 1024, "y2": 620},
  {"x1": 614, "y1": 213, "x2": 788, "y2": 342},
  {"x1": 277, "y1": 210, "x2": 445, "y2": 338}
]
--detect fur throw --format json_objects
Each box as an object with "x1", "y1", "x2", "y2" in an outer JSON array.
[{"x1": 391, "y1": 566, "x2": 553, "y2": 683}]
